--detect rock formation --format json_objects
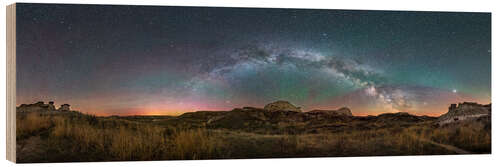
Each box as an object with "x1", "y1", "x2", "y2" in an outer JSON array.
[
  {"x1": 438, "y1": 102, "x2": 491, "y2": 125},
  {"x1": 48, "y1": 101, "x2": 56, "y2": 111},
  {"x1": 58, "y1": 104, "x2": 71, "y2": 112},
  {"x1": 17, "y1": 101, "x2": 72, "y2": 113},
  {"x1": 263, "y1": 100, "x2": 302, "y2": 112},
  {"x1": 308, "y1": 107, "x2": 353, "y2": 116},
  {"x1": 17, "y1": 101, "x2": 56, "y2": 112}
]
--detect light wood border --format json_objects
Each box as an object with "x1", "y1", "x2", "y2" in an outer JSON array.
[{"x1": 6, "y1": 3, "x2": 16, "y2": 163}]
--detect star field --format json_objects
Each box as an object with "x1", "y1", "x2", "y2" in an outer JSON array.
[{"x1": 16, "y1": 4, "x2": 491, "y2": 116}]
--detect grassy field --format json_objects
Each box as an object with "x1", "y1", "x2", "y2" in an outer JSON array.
[{"x1": 16, "y1": 111, "x2": 490, "y2": 162}]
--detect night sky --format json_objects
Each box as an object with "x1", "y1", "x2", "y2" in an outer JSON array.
[{"x1": 16, "y1": 3, "x2": 491, "y2": 116}]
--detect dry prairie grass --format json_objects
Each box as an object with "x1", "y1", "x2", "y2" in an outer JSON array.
[
  {"x1": 169, "y1": 129, "x2": 225, "y2": 159},
  {"x1": 284, "y1": 129, "x2": 437, "y2": 156},
  {"x1": 49, "y1": 114, "x2": 170, "y2": 160},
  {"x1": 18, "y1": 112, "x2": 225, "y2": 161},
  {"x1": 15, "y1": 111, "x2": 490, "y2": 162},
  {"x1": 418, "y1": 121, "x2": 491, "y2": 153},
  {"x1": 16, "y1": 112, "x2": 52, "y2": 139}
]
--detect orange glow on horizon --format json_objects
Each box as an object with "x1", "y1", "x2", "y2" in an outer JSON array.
[
  {"x1": 16, "y1": 96, "x2": 491, "y2": 117},
  {"x1": 80, "y1": 106, "x2": 450, "y2": 117}
]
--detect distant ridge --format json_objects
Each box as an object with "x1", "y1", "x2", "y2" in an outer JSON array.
[
  {"x1": 17, "y1": 100, "x2": 491, "y2": 134},
  {"x1": 308, "y1": 107, "x2": 352, "y2": 116}
]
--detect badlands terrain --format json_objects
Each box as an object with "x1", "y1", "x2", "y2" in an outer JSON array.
[{"x1": 16, "y1": 100, "x2": 491, "y2": 162}]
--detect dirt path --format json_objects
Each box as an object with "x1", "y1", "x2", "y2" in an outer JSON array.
[
  {"x1": 410, "y1": 135, "x2": 471, "y2": 154},
  {"x1": 16, "y1": 128, "x2": 53, "y2": 162},
  {"x1": 17, "y1": 135, "x2": 47, "y2": 162}
]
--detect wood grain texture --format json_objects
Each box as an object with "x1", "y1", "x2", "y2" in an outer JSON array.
[{"x1": 6, "y1": 3, "x2": 17, "y2": 163}]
